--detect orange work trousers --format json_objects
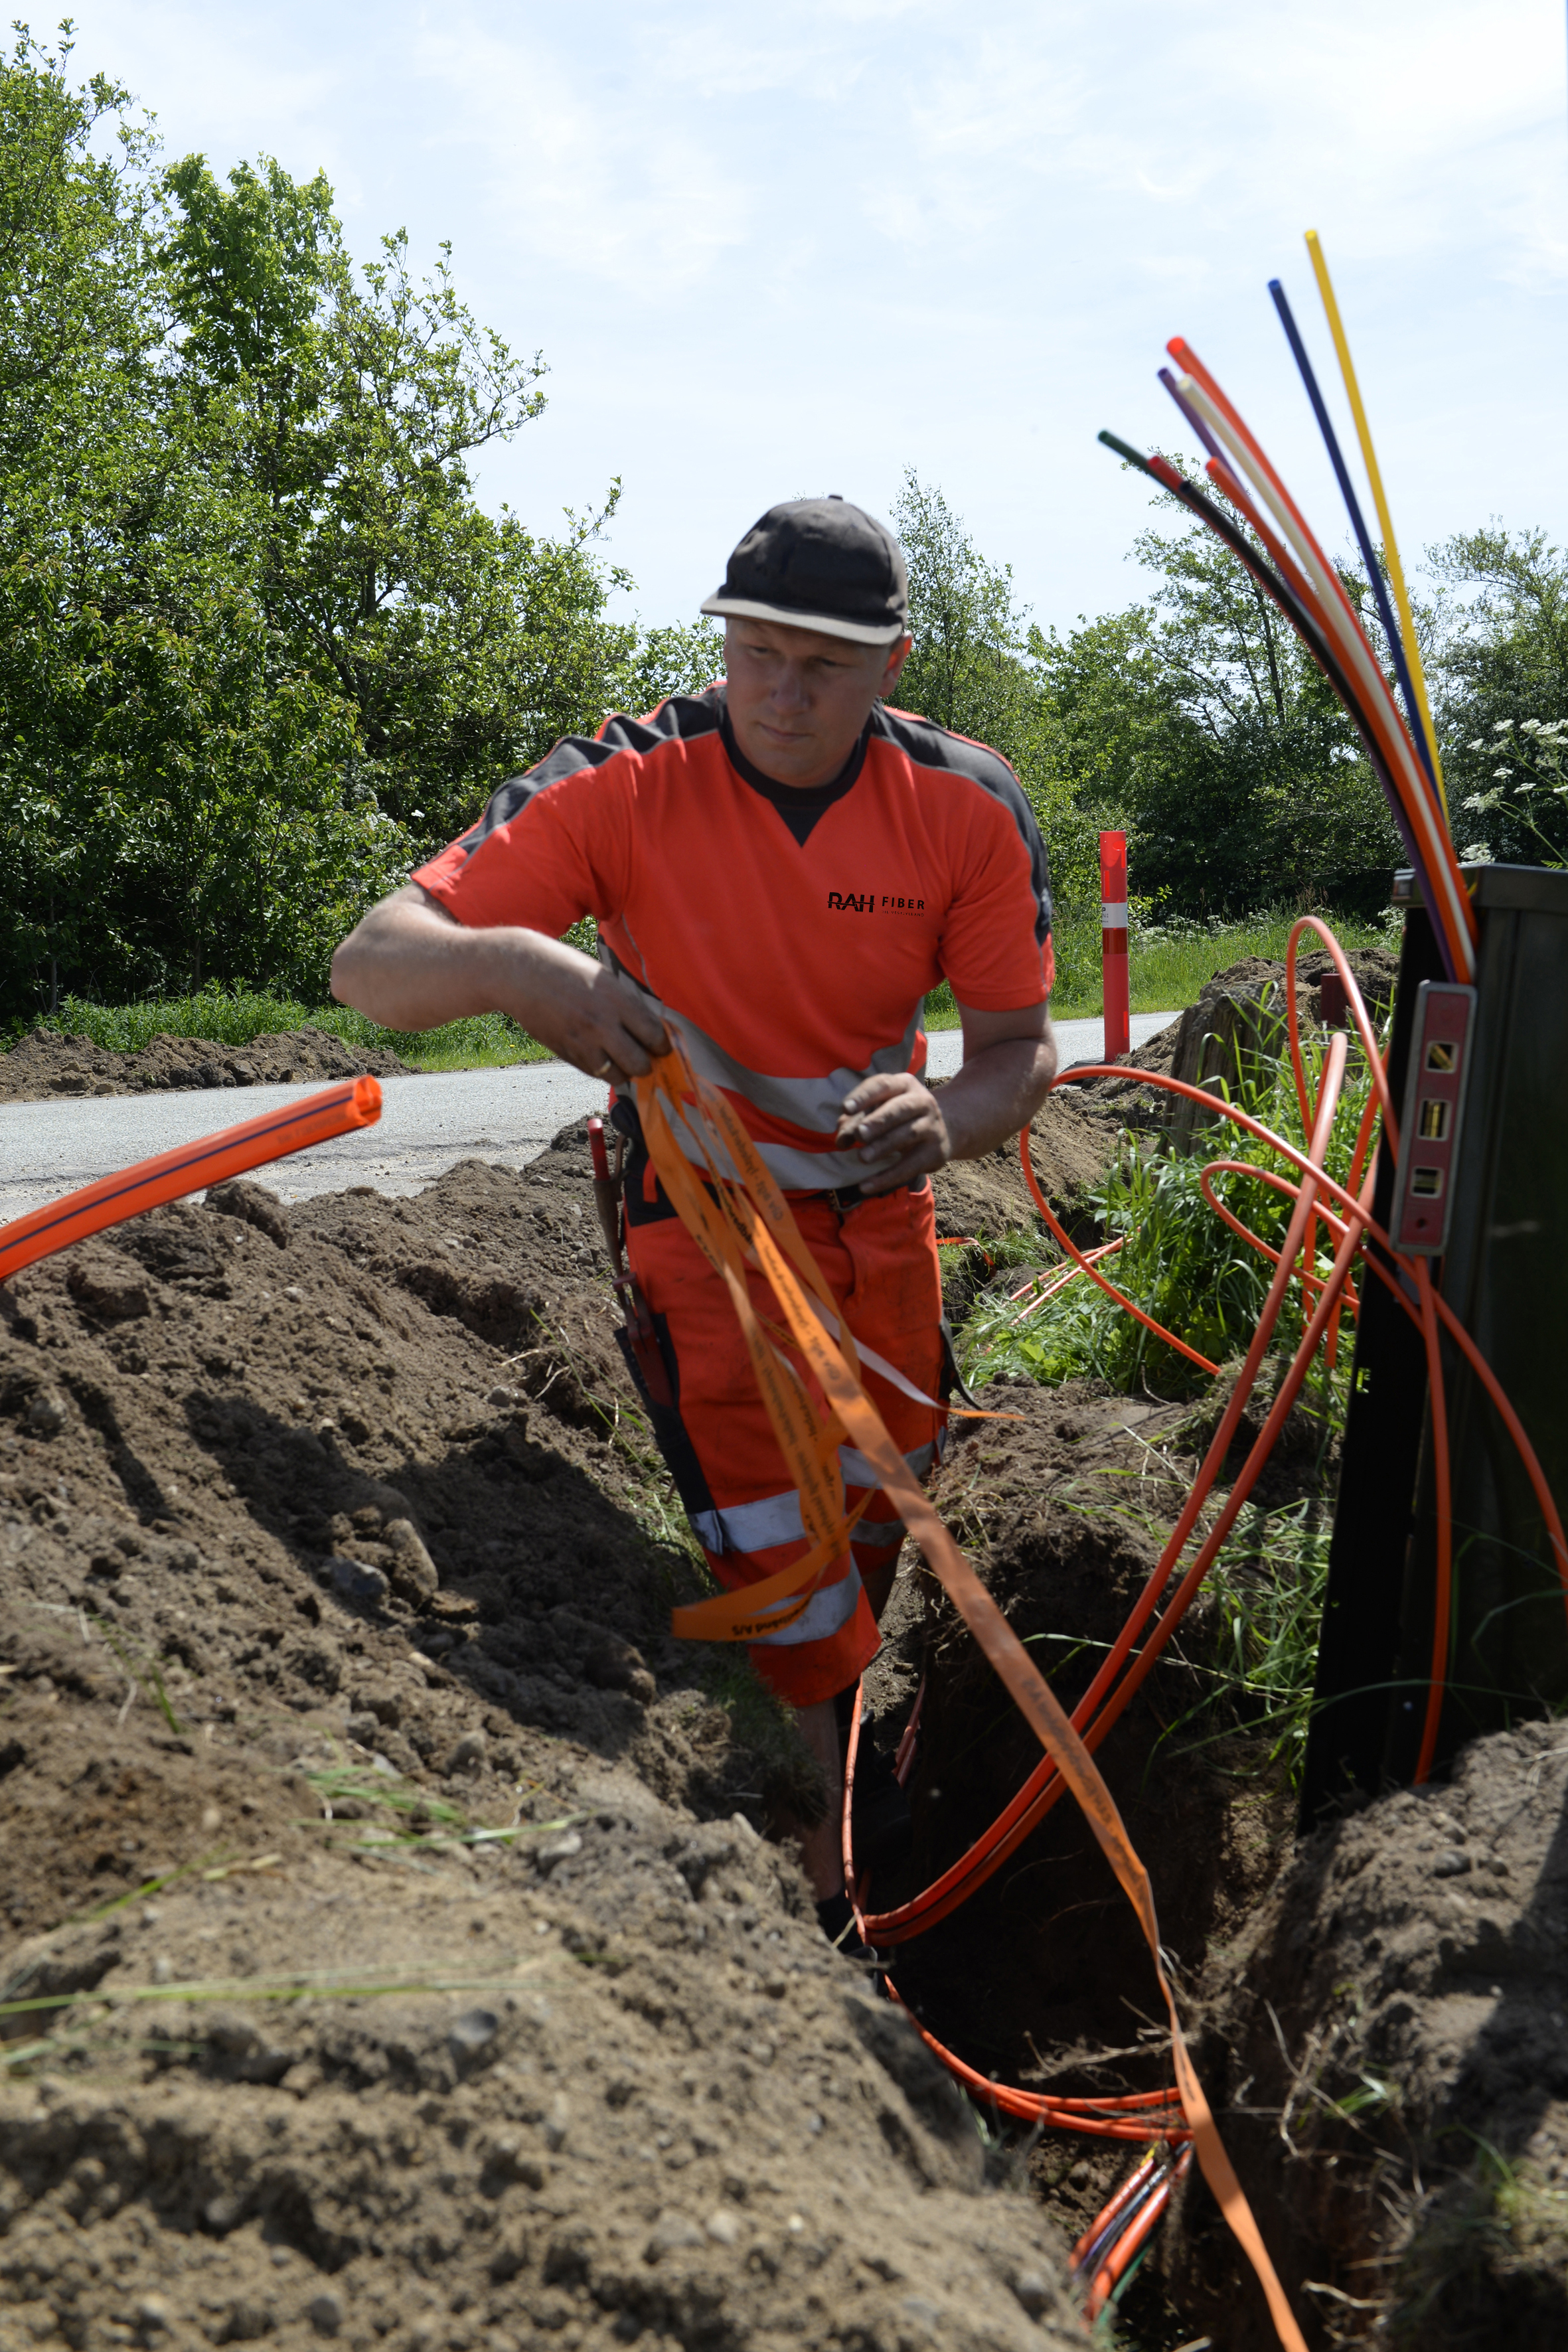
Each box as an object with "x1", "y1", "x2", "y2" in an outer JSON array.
[{"x1": 624, "y1": 1178, "x2": 947, "y2": 1709}]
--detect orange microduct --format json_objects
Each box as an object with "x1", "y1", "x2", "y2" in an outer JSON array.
[{"x1": 639, "y1": 915, "x2": 1568, "y2": 2352}]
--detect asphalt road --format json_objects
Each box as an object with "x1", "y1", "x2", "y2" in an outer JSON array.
[{"x1": 0, "y1": 1011, "x2": 1177, "y2": 1223}]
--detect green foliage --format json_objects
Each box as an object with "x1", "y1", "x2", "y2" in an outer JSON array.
[
  {"x1": 923, "y1": 903, "x2": 1393, "y2": 1028},
  {"x1": 1033, "y1": 468, "x2": 1402, "y2": 915},
  {"x1": 29, "y1": 987, "x2": 550, "y2": 1072},
  {"x1": 961, "y1": 995, "x2": 1375, "y2": 1395},
  {"x1": 0, "y1": 31, "x2": 726, "y2": 1026},
  {"x1": 1167, "y1": 1495, "x2": 1332, "y2": 1786},
  {"x1": 1455, "y1": 715, "x2": 1568, "y2": 866},
  {"x1": 1435, "y1": 528, "x2": 1568, "y2": 866},
  {"x1": 890, "y1": 471, "x2": 1100, "y2": 909},
  {"x1": 890, "y1": 464, "x2": 1405, "y2": 926},
  {"x1": 1112, "y1": 903, "x2": 1396, "y2": 1022}
]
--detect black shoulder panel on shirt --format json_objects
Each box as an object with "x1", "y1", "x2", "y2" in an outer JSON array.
[
  {"x1": 873, "y1": 704, "x2": 1053, "y2": 947},
  {"x1": 451, "y1": 688, "x2": 725, "y2": 860}
]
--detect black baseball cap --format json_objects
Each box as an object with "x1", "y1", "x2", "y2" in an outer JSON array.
[{"x1": 701, "y1": 495, "x2": 909, "y2": 645}]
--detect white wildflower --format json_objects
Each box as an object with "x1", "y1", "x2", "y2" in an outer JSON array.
[{"x1": 1460, "y1": 842, "x2": 1492, "y2": 861}]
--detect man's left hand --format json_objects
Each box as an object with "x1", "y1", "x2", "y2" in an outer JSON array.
[{"x1": 836, "y1": 1073, "x2": 952, "y2": 1195}]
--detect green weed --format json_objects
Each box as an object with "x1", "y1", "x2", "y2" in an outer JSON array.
[
  {"x1": 961, "y1": 999, "x2": 1376, "y2": 1399},
  {"x1": 1153, "y1": 1498, "x2": 1334, "y2": 1789}
]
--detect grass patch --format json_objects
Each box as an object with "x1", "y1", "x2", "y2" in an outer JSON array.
[
  {"x1": 1156, "y1": 1496, "x2": 1334, "y2": 1788},
  {"x1": 926, "y1": 903, "x2": 1398, "y2": 1031},
  {"x1": 20, "y1": 988, "x2": 552, "y2": 1073}
]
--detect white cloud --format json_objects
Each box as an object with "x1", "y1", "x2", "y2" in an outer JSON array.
[
  {"x1": 412, "y1": 11, "x2": 755, "y2": 293},
  {"x1": 54, "y1": 0, "x2": 1568, "y2": 631}
]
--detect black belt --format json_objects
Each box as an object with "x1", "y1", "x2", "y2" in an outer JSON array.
[{"x1": 812, "y1": 1174, "x2": 929, "y2": 1214}]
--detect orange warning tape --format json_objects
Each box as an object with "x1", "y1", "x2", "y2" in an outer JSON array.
[{"x1": 633, "y1": 1040, "x2": 1308, "y2": 2352}]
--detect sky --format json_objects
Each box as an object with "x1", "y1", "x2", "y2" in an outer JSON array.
[{"x1": 54, "y1": 0, "x2": 1568, "y2": 640}]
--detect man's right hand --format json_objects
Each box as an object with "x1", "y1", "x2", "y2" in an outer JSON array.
[
  {"x1": 522, "y1": 943, "x2": 670, "y2": 1086},
  {"x1": 330, "y1": 884, "x2": 668, "y2": 1087}
]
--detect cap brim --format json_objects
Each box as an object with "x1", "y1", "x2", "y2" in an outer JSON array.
[{"x1": 700, "y1": 593, "x2": 907, "y2": 647}]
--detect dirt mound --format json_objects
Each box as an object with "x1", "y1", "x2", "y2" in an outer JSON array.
[
  {"x1": 0, "y1": 1124, "x2": 1083, "y2": 2347},
  {"x1": 1060, "y1": 951, "x2": 1399, "y2": 1155},
  {"x1": 0, "y1": 1133, "x2": 821, "y2": 1893},
  {"x1": 0, "y1": 1651, "x2": 1080, "y2": 2352},
  {"x1": 1164, "y1": 1720, "x2": 1568, "y2": 2350},
  {"x1": 0, "y1": 1026, "x2": 408, "y2": 1103},
  {"x1": 931, "y1": 1091, "x2": 1122, "y2": 1245}
]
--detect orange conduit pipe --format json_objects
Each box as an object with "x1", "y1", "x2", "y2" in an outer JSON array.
[
  {"x1": 850, "y1": 915, "x2": 1565, "y2": 2212},
  {"x1": 864, "y1": 1034, "x2": 1563, "y2": 1952},
  {"x1": 1078, "y1": 2145, "x2": 1194, "y2": 2317},
  {"x1": 844, "y1": 1684, "x2": 1188, "y2": 2140},
  {"x1": 0, "y1": 1079, "x2": 383, "y2": 1284},
  {"x1": 862, "y1": 1024, "x2": 1356, "y2": 1946}
]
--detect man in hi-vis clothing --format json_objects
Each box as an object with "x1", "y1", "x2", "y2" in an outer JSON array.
[{"x1": 332, "y1": 497, "x2": 1058, "y2": 1945}]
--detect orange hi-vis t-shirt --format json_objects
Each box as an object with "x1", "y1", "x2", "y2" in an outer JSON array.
[{"x1": 412, "y1": 686, "x2": 1054, "y2": 1194}]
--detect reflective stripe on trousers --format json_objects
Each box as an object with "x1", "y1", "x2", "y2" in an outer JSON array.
[{"x1": 625, "y1": 1181, "x2": 946, "y2": 1709}]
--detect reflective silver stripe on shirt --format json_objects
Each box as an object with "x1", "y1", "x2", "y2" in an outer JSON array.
[{"x1": 603, "y1": 949, "x2": 927, "y2": 1191}]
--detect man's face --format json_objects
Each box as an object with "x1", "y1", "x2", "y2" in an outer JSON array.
[{"x1": 724, "y1": 617, "x2": 912, "y2": 789}]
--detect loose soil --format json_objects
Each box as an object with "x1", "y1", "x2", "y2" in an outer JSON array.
[
  {"x1": 0, "y1": 1030, "x2": 409, "y2": 1103},
  {"x1": 0, "y1": 1125, "x2": 1093, "y2": 2352},
  {"x1": 930, "y1": 1089, "x2": 1129, "y2": 1247},
  {"x1": 1166, "y1": 1723, "x2": 1568, "y2": 2350},
  {"x1": 7, "y1": 967, "x2": 1554, "y2": 2352}
]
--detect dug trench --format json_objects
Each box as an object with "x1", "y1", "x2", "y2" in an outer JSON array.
[{"x1": 3, "y1": 964, "x2": 1564, "y2": 2352}]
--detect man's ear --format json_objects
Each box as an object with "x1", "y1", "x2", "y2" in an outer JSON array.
[{"x1": 880, "y1": 634, "x2": 913, "y2": 697}]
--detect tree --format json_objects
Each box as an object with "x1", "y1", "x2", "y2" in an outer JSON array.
[
  {"x1": 890, "y1": 471, "x2": 1099, "y2": 907},
  {"x1": 0, "y1": 42, "x2": 724, "y2": 1024},
  {"x1": 1430, "y1": 528, "x2": 1568, "y2": 866},
  {"x1": 1033, "y1": 473, "x2": 1401, "y2": 915}
]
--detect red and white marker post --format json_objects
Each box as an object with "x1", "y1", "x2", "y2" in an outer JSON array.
[{"x1": 1100, "y1": 830, "x2": 1130, "y2": 1062}]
